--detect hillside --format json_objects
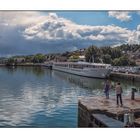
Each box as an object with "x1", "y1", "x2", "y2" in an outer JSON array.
[
  {"x1": 63, "y1": 44, "x2": 140, "y2": 66},
  {"x1": 0, "y1": 44, "x2": 140, "y2": 66}
]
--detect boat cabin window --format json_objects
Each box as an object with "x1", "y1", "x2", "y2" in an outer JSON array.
[{"x1": 54, "y1": 63, "x2": 107, "y2": 69}]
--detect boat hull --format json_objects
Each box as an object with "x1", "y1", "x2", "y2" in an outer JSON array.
[{"x1": 53, "y1": 66, "x2": 111, "y2": 79}]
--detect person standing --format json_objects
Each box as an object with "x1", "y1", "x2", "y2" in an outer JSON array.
[
  {"x1": 104, "y1": 80, "x2": 111, "y2": 99},
  {"x1": 115, "y1": 82, "x2": 123, "y2": 107}
]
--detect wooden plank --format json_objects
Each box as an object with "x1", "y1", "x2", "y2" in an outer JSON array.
[{"x1": 92, "y1": 114, "x2": 124, "y2": 128}]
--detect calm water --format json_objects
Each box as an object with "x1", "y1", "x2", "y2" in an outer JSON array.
[{"x1": 0, "y1": 66, "x2": 139, "y2": 127}]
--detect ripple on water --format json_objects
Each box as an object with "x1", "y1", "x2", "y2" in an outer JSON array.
[{"x1": 0, "y1": 67, "x2": 139, "y2": 127}]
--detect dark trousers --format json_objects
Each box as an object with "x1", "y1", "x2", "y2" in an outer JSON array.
[
  {"x1": 105, "y1": 91, "x2": 109, "y2": 99},
  {"x1": 116, "y1": 94, "x2": 123, "y2": 105}
]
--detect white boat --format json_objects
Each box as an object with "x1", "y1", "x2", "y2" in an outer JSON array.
[{"x1": 52, "y1": 61, "x2": 111, "y2": 78}]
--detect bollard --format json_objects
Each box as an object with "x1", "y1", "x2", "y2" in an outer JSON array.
[
  {"x1": 130, "y1": 109, "x2": 135, "y2": 126},
  {"x1": 123, "y1": 109, "x2": 135, "y2": 127},
  {"x1": 124, "y1": 113, "x2": 129, "y2": 127},
  {"x1": 128, "y1": 111, "x2": 134, "y2": 127},
  {"x1": 131, "y1": 88, "x2": 137, "y2": 100},
  {"x1": 131, "y1": 91, "x2": 135, "y2": 100}
]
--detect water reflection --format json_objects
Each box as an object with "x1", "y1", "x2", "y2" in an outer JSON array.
[
  {"x1": 0, "y1": 84, "x2": 77, "y2": 127},
  {"x1": 0, "y1": 67, "x2": 77, "y2": 127},
  {"x1": 0, "y1": 67, "x2": 139, "y2": 127},
  {"x1": 3, "y1": 66, "x2": 48, "y2": 77},
  {"x1": 53, "y1": 70, "x2": 140, "y2": 96}
]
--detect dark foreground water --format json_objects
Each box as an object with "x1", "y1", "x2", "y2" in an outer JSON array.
[{"x1": 0, "y1": 66, "x2": 139, "y2": 127}]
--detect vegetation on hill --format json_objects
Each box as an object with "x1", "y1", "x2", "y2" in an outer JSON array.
[
  {"x1": 85, "y1": 44, "x2": 139, "y2": 66},
  {"x1": 0, "y1": 44, "x2": 139, "y2": 66}
]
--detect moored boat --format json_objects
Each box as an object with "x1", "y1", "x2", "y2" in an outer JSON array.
[{"x1": 52, "y1": 62, "x2": 111, "y2": 78}]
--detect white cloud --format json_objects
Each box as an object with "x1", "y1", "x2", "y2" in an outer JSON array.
[
  {"x1": 128, "y1": 25, "x2": 140, "y2": 44},
  {"x1": 0, "y1": 11, "x2": 46, "y2": 26},
  {"x1": 0, "y1": 11, "x2": 139, "y2": 56},
  {"x1": 23, "y1": 13, "x2": 134, "y2": 46},
  {"x1": 137, "y1": 25, "x2": 140, "y2": 31},
  {"x1": 108, "y1": 11, "x2": 131, "y2": 22}
]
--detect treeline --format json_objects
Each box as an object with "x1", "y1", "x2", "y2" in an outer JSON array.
[
  {"x1": 85, "y1": 44, "x2": 140, "y2": 66},
  {"x1": 5, "y1": 54, "x2": 46, "y2": 65},
  {"x1": 0, "y1": 44, "x2": 140, "y2": 66},
  {"x1": 3, "y1": 52, "x2": 66, "y2": 66}
]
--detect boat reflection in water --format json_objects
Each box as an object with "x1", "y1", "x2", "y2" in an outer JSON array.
[
  {"x1": 53, "y1": 70, "x2": 104, "y2": 90},
  {"x1": 52, "y1": 70, "x2": 140, "y2": 97},
  {"x1": 52, "y1": 70, "x2": 107, "y2": 97}
]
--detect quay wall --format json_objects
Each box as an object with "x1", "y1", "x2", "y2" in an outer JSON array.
[
  {"x1": 78, "y1": 96, "x2": 140, "y2": 128},
  {"x1": 110, "y1": 72, "x2": 140, "y2": 82},
  {"x1": 78, "y1": 101, "x2": 122, "y2": 127},
  {"x1": 78, "y1": 101, "x2": 92, "y2": 127}
]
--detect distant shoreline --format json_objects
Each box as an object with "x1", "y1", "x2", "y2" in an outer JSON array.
[{"x1": 0, "y1": 63, "x2": 43, "y2": 67}]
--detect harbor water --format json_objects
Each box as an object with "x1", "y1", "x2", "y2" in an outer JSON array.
[{"x1": 0, "y1": 66, "x2": 139, "y2": 127}]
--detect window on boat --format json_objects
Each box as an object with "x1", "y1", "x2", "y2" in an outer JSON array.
[{"x1": 72, "y1": 64, "x2": 83, "y2": 69}]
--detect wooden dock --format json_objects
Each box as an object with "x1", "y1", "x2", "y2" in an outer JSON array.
[{"x1": 78, "y1": 96, "x2": 140, "y2": 127}]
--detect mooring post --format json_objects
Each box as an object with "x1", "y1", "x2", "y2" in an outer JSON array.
[{"x1": 131, "y1": 88, "x2": 137, "y2": 100}]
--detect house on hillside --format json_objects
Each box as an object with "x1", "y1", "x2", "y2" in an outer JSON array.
[{"x1": 78, "y1": 55, "x2": 86, "y2": 61}]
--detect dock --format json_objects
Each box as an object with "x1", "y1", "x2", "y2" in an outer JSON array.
[{"x1": 78, "y1": 96, "x2": 140, "y2": 127}]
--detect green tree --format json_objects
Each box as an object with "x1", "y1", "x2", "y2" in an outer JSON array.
[
  {"x1": 6, "y1": 58, "x2": 15, "y2": 66},
  {"x1": 85, "y1": 45, "x2": 101, "y2": 63},
  {"x1": 100, "y1": 46, "x2": 112, "y2": 55},
  {"x1": 102, "y1": 54, "x2": 112, "y2": 64},
  {"x1": 110, "y1": 48, "x2": 122, "y2": 59},
  {"x1": 32, "y1": 54, "x2": 46, "y2": 63},
  {"x1": 25, "y1": 55, "x2": 33, "y2": 62},
  {"x1": 112, "y1": 56, "x2": 136, "y2": 66}
]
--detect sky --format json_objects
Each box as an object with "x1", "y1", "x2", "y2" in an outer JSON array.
[{"x1": 0, "y1": 11, "x2": 140, "y2": 56}]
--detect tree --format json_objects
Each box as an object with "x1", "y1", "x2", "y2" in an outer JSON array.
[
  {"x1": 102, "y1": 54, "x2": 112, "y2": 64},
  {"x1": 85, "y1": 45, "x2": 101, "y2": 63},
  {"x1": 6, "y1": 58, "x2": 15, "y2": 66},
  {"x1": 32, "y1": 54, "x2": 46, "y2": 63},
  {"x1": 100, "y1": 46, "x2": 112, "y2": 55},
  {"x1": 112, "y1": 56, "x2": 136, "y2": 66},
  {"x1": 112, "y1": 58, "x2": 120, "y2": 66},
  {"x1": 110, "y1": 48, "x2": 122, "y2": 59},
  {"x1": 25, "y1": 55, "x2": 33, "y2": 62}
]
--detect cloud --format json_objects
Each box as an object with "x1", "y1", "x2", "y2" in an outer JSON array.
[
  {"x1": 23, "y1": 13, "x2": 135, "y2": 46},
  {"x1": 108, "y1": 11, "x2": 132, "y2": 22},
  {"x1": 0, "y1": 11, "x2": 139, "y2": 56},
  {"x1": 0, "y1": 11, "x2": 46, "y2": 27},
  {"x1": 128, "y1": 25, "x2": 140, "y2": 44}
]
